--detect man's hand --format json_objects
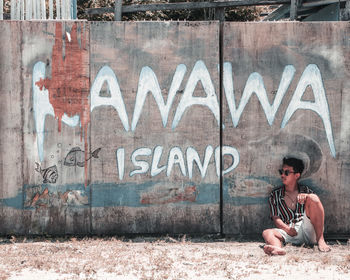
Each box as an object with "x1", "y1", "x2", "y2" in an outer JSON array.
[
  {"x1": 286, "y1": 225, "x2": 297, "y2": 237},
  {"x1": 272, "y1": 216, "x2": 297, "y2": 236},
  {"x1": 297, "y1": 193, "x2": 309, "y2": 204}
]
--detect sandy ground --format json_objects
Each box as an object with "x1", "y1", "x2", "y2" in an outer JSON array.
[{"x1": 0, "y1": 236, "x2": 349, "y2": 280}]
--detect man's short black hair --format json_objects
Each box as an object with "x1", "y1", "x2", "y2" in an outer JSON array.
[{"x1": 283, "y1": 157, "x2": 304, "y2": 174}]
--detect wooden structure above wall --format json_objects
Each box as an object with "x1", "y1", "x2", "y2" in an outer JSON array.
[
  {"x1": 84, "y1": 0, "x2": 350, "y2": 21},
  {"x1": 1, "y1": 0, "x2": 350, "y2": 21}
]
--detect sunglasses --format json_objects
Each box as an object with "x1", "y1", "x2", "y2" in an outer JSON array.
[{"x1": 278, "y1": 169, "x2": 296, "y2": 176}]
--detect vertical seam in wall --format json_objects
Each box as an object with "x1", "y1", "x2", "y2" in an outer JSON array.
[
  {"x1": 88, "y1": 22, "x2": 93, "y2": 236},
  {"x1": 219, "y1": 21, "x2": 224, "y2": 237},
  {"x1": 20, "y1": 22, "x2": 26, "y2": 228}
]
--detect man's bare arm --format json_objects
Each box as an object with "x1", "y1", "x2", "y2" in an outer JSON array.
[{"x1": 272, "y1": 216, "x2": 297, "y2": 236}]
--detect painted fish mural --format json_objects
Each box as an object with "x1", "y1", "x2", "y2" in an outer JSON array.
[
  {"x1": 25, "y1": 188, "x2": 88, "y2": 209},
  {"x1": 28, "y1": 187, "x2": 49, "y2": 208},
  {"x1": 35, "y1": 163, "x2": 58, "y2": 184},
  {"x1": 64, "y1": 147, "x2": 102, "y2": 167}
]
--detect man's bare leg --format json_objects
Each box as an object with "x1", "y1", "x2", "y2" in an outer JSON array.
[
  {"x1": 262, "y1": 229, "x2": 286, "y2": 255},
  {"x1": 305, "y1": 194, "x2": 330, "y2": 252}
]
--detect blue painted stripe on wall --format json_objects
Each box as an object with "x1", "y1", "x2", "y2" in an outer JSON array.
[
  {"x1": 23, "y1": 183, "x2": 89, "y2": 193},
  {"x1": 0, "y1": 182, "x2": 220, "y2": 209},
  {"x1": 0, "y1": 177, "x2": 325, "y2": 209},
  {"x1": 90, "y1": 182, "x2": 220, "y2": 207},
  {"x1": 0, "y1": 193, "x2": 23, "y2": 209}
]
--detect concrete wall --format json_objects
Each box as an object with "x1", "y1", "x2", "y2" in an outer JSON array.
[
  {"x1": 0, "y1": 21, "x2": 349, "y2": 236},
  {"x1": 222, "y1": 22, "x2": 350, "y2": 237}
]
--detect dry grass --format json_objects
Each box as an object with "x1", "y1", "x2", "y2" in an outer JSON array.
[{"x1": 0, "y1": 236, "x2": 349, "y2": 279}]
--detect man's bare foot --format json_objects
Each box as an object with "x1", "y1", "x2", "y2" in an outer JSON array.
[
  {"x1": 263, "y1": 245, "x2": 286, "y2": 256},
  {"x1": 318, "y1": 239, "x2": 331, "y2": 252}
]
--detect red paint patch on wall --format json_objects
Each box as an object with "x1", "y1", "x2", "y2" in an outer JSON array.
[
  {"x1": 36, "y1": 23, "x2": 90, "y2": 185},
  {"x1": 141, "y1": 186, "x2": 197, "y2": 205}
]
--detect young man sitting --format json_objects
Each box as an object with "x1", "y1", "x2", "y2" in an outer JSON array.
[{"x1": 262, "y1": 157, "x2": 330, "y2": 255}]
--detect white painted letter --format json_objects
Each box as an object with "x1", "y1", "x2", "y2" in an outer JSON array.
[
  {"x1": 90, "y1": 66, "x2": 129, "y2": 131},
  {"x1": 132, "y1": 64, "x2": 186, "y2": 130},
  {"x1": 172, "y1": 60, "x2": 220, "y2": 129},
  {"x1": 215, "y1": 146, "x2": 240, "y2": 177},
  {"x1": 281, "y1": 64, "x2": 335, "y2": 157},
  {"x1": 151, "y1": 146, "x2": 166, "y2": 176},
  {"x1": 186, "y1": 145, "x2": 213, "y2": 179},
  {"x1": 223, "y1": 62, "x2": 295, "y2": 126},
  {"x1": 130, "y1": 148, "x2": 152, "y2": 177},
  {"x1": 116, "y1": 148, "x2": 125, "y2": 180},
  {"x1": 167, "y1": 147, "x2": 186, "y2": 177}
]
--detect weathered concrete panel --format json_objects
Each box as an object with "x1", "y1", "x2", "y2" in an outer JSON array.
[
  {"x1": 222, "y1": 22, "x2": 350, "y2": 236},
  {"x1": 12, "y1": 22, "x2": 91, "y2": 234},
  {"x1": 0, "y1": 22, "x2": 25, "y2": 234},
  {"x1": 89, "y1": 22, "x2": 220, "y2": 234}
]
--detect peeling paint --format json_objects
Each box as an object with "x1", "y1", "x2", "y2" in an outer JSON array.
[
  {"x1": 141, "y1": 185, "x2": 197, "y2": 205},
  {"x1": 26, "y1": 187, "x2": 49, "y2": 208},
  {"x1": 23, "y1": 185, "x2": 89, "y2": 209},
  {"x1": 35, "y1": 22, "x2": 90, "y2": 185}
]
